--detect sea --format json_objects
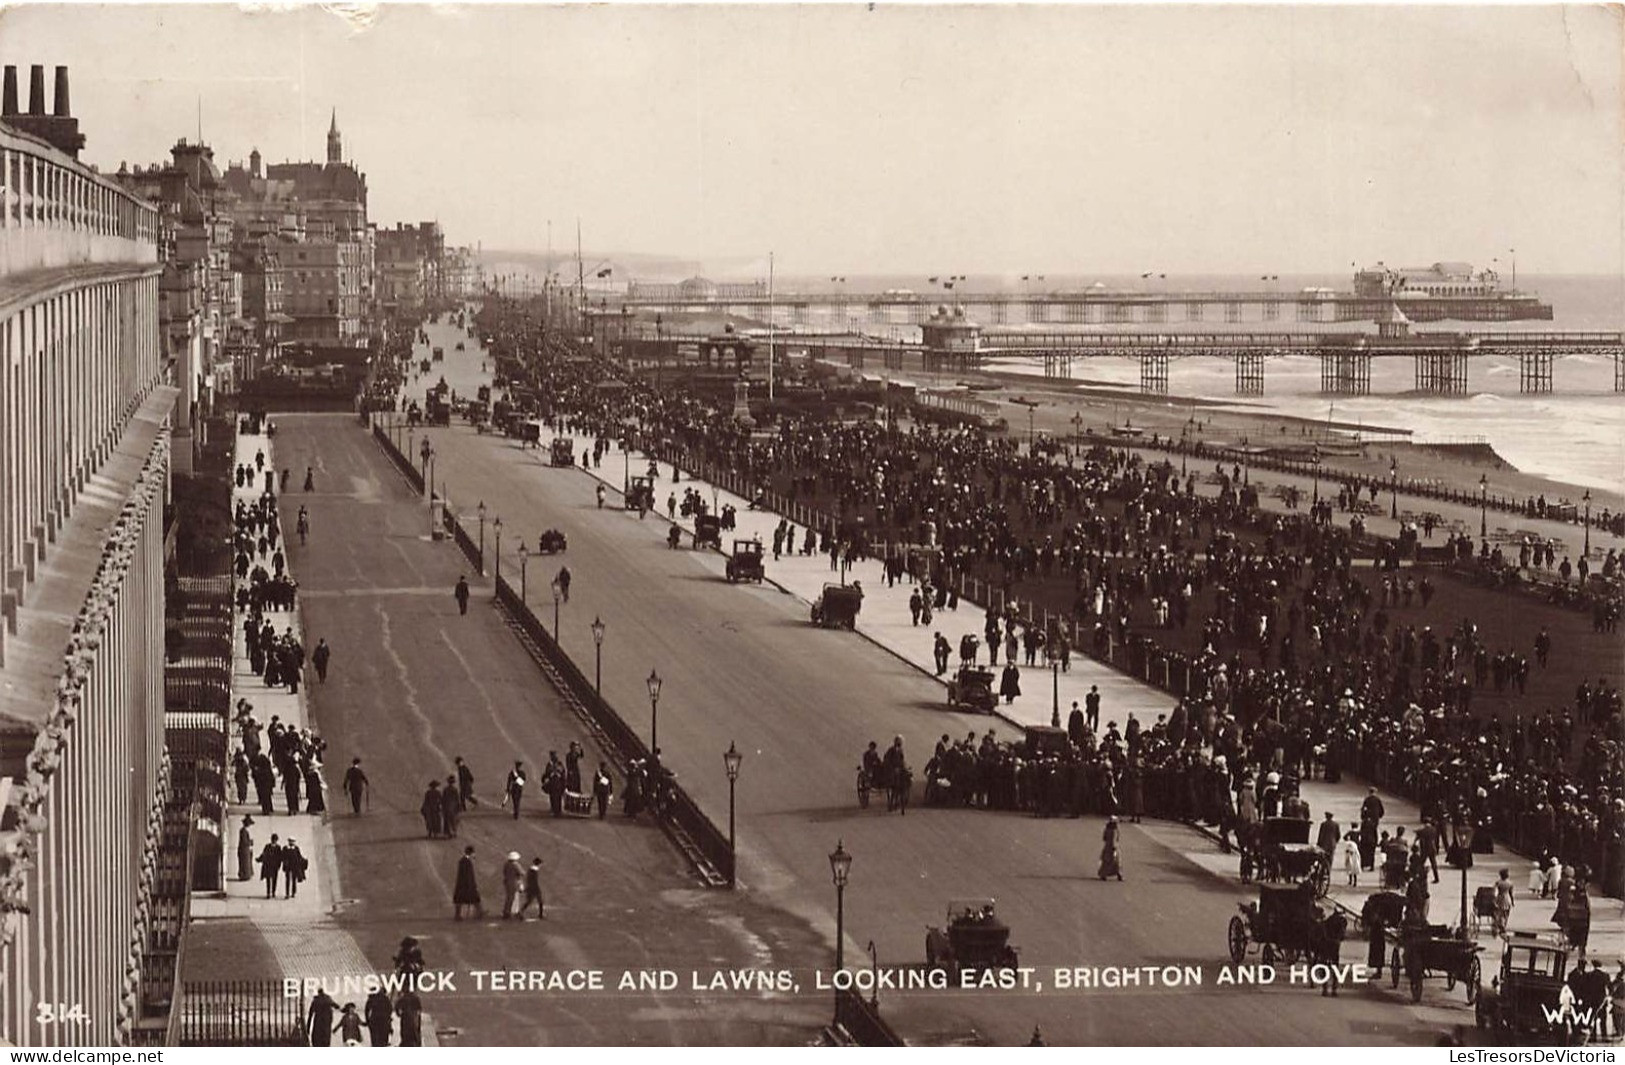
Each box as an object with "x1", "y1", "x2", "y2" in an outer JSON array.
[{"x1": 763, "y1": 272, "x2": 1625, "y2": 494}]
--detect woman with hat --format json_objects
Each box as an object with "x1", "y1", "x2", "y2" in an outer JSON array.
[
  {"x1": 501, "y1": 852, "x2": 525, "y2": 919},
  {"x1": 1098, "y1": 816, "x2": 1123, "y2": 881}
]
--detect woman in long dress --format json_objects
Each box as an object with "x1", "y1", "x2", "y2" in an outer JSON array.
[
  {"x1": 236, "y1": 818, "x2": 255, "y2": 881},
  {"x1": 453, "y1": 846, "x2": 483, "y2": 920},
  {"x1": 1098, "y1": 816, "x2": 1123, "y2": 881}
]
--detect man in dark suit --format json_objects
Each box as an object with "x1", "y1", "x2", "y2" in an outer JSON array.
[{"x1": 257, "y1": 834, "x2": 284, "y2": 898}]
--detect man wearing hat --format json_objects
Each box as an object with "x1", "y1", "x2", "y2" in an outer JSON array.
[{"x1": 501, "y1": 852, "x2": 524, "y2": 919}]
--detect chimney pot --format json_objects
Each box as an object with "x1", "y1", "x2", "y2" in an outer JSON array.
[
  {"x1": 53, "y1": 66, "x2": 69, "y2": 117},
  {"x1": 2, "y1": 66, "x2": 17, "y2": 117},
  {"x1": 28, "y1": 64, "x2": 45, "y2": 115}
]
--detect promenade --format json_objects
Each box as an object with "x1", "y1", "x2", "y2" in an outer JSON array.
[
  {"x1": 391, "y1": 323, "x2": 1615, "y2": 1042},
  {"x1": 182, "y1": 424, "x2": 440, "y2": 1046}
]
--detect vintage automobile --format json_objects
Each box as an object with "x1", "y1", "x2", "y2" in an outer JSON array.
[
  {"x1": 536, "y1": 529, "x2": 568, "y2": 554},
  {"x1": 945, "y1": 666, "x2": 996, "y2": 713},
  {"x1": 519, "y1": 420, "x2": 545, "y2": 448},
  {"x1": 693, "y1": 513, "x2": 722, "y2": 550},
  {"x1": 432, "y1": 346, "x2": 444, "y2": 362},
  {"x1": 811, "y1": 582, "x2": 863, "y2": 629},
  {"x1": 1227, "y1": 881, "x2": 1329, "y2": 966},
  {"x1": 725, "y1": 540, "x2": 766, "y2": 583},
  {"x1": 425, "y1": 395, "x2": 452, "y2": 427},
  {"x1": 550, "y1": 438, "x2": 575, "y2": 467},
  {"x1": 1388, "y1": 920, "x2": 1481, "y2": 1004},
  {"x1": 625, "y1": 475, "x2": 656, "y2": 512},
  {"x1": 926, "y1": 899, "x2": 1019, "y2": 976},
  {"x1": 1475, "y1": 933, "x2": 1569, "y2": 1038}
]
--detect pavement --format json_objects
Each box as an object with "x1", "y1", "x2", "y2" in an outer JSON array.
[
  {"x1": 371, "y1": 318, "x2": 1547, "y2": 1045},
  {"x1": 181, "y1": 424, "x2": 440, "y2": 1046}
]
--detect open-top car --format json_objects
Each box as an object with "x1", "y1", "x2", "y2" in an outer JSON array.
[
  {"x1": 725, "y1": 539, "x2": 765, "y2": 583},
  {"x1": 926, "y1": 899, "x2": 1019, "y2": 976},
  {"x1": 811, "y1": 582, "x2": 863, "y2": 629}
]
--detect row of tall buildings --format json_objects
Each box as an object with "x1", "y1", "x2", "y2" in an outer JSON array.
[
  {"x1": 0, "y1": 61, "x2": 474, "y2": 1045},
  {"x1": 107, "y1": 107, "x2": 477, "y2": 471}
]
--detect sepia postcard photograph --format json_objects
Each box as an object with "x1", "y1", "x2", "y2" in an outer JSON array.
[{"x1": 0, "y1": 0, "x2": 1621, "y2": 1050}]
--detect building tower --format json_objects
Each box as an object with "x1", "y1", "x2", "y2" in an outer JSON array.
[{"x1": 326, "y1": 107, "x2": 341, "y2": 164}]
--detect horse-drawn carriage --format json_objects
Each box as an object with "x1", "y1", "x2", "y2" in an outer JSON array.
[
  {"x1": 536, "y1": 529, "x2": 568, "y2": 554},
  {"x1": 1227, "y1": 881, "x2": 1343, "y2": 967},
  {"x1": 811, "y1": 583, "x2": 862, "y2": 629},
  {"x1": 946, "y1": 666, "x2": 997, "y2": 713},
  {"x1": 1386, "y1": 920, "x2": 1482, "y2": 1004},
  {"x1": 1474, "y1": 933, "x2": 1569, "y2": 1039},
  {"x1": 550, "y1": 438, "x2": 575, "y2": 467},
  {"x1": 1242, "y1": 816, "x2": 1331, "y2": 898},
  {"x1": 725, "y1": 540, "x2": 765, "y2": 583},
  {"x1": 926, "y1": 900, "x2": 1020, "y2": 977},
  {"x1": 693, "y1": 513, "x2": 722, "y2": 550}
]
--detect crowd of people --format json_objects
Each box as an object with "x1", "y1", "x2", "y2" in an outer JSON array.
[{"x1": 473, "y1": 299, "x2": 1624, "y2": 905}]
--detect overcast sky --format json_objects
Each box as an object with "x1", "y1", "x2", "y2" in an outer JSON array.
[{"x1": 2, "y1": 3, "x2": 1620, "y2": 277}]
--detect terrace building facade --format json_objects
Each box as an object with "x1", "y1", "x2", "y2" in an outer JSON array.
[{"x1": 0, "y1": 65, "x2": 174, "y2": 1046}]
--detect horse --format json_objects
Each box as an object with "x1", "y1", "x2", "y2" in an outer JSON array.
[{"x1": 888, "y1": 765, "x2": 913, "y2": 816}]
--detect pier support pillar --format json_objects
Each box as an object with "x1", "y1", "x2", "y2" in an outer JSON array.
[
  {"x1": 1139, "y1": 353, "x2": 1169, "y2": 395},
  {"x1": 1616, "y1": 352, "x2": 1624, "y2": 393},
  {"x1": 1235, "y1": 353, "x2": 1265, "y2": 396},
  {"x1": 883, "y1": 346, "x2": 903, "y2": 371},
  {"x1": 1518, "y1": 351, "x2": 1553, "y2": 394},
  {"x1": 1318, "y1": 352, "x2": 1371, "y2": 395},
  {"x1": 1044, "y1": 352, "x2": 1073, "y2": 379},
  {"x1": 991, "y1": 301, "x2": 1008, "y2": 325},
  {"x1": 1414, "y1": 351, "x2": 1468, "y2": 395}
]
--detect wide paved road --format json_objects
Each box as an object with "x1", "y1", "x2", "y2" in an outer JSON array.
[
  {"x1": 274, "y1": 413, "x2": 828, "y2": 1045},
  {"x1": 377, "y1": 333, "x2": 1463, "y2": 1046}
]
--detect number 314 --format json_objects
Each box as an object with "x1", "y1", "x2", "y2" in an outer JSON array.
[{"x1": 36, "y1": 1002, "x2": 89, "y2": 1025}]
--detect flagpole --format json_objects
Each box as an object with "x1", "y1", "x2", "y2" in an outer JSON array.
[{"x1": 768, "y1": 252, "x2": 775, "y2": 402}]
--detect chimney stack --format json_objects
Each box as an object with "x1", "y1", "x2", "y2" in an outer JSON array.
[
  {"x1": 28, "y1": 64, "x2": 45, "y2": 115},
  {"x1": 7, "y1": 62, "x2": 84, "y2": 157}
]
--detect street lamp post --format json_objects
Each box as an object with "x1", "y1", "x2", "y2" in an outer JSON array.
[
  {"x1": 1070, "y1": 411, "x2": 1084, "y2": 450},
  {"x1": 548, "y1": 572, "x2": 561, "y2": 641},
  {"x1": 646, "y1": 669, "x2": 663, "y2": 756},
  {"x1": 1479, "y1": 473, "x2": 1489, "y2": 543},
  {"x1": 420, "y1": 437, "x2": 433, "y2": 493},
  {"x1": 1048, "y1": 647, "x2": 1060, "y2": 728},
  {"x1": 829, "y1": 840, "x2": 852, "y2": 973},
  {"x1": 591, "y1": 615, "x2": 606, "y2": 694},
  {"x1": 723, "y1": 742, "x2": 743, "y2": 888},
  {"x1": 1389, "y1": 458, "x2": 1399, "y2": 520},
  {"x1": 1311, "y1": 450, "x2": 1321, "y2": 507},
  {"x1": 477, "y1": 500, "x2": 487, "y2": 575},
  {"x1": 1582, "y1": 489, "x2": 1591, "y2": 559},
  {"x1": 493, "y1": 516, "x2": 503, "y2": 590}
]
